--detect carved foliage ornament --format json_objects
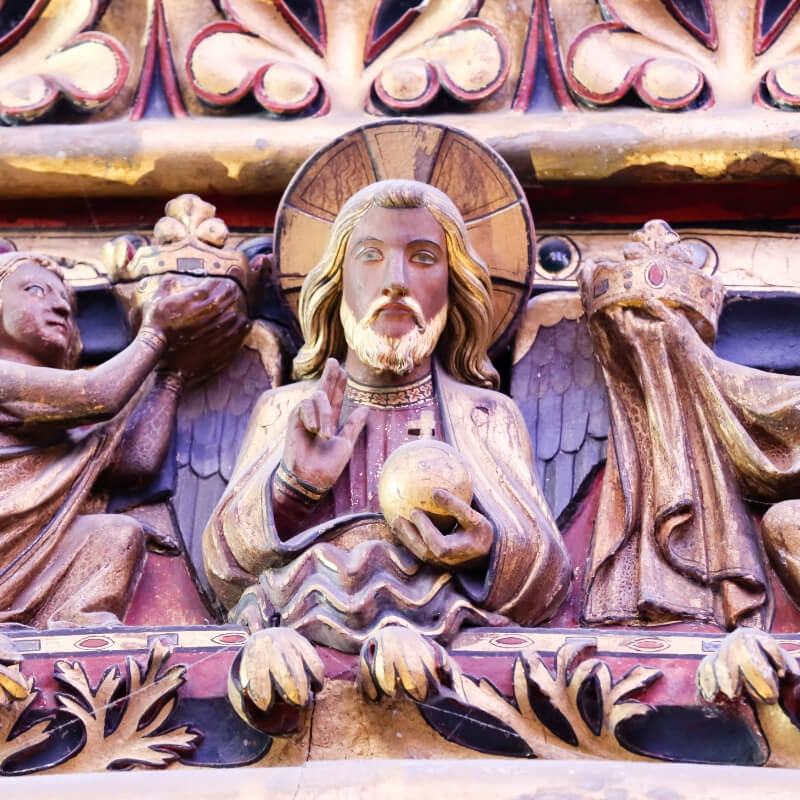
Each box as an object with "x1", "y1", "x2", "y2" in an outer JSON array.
[
  {"x1": 186, "y1": 0, "x2": 511, "y2": 115},
  {"x1": 0, "y1": 642, "x2": 198, "y2": 773},
  {"x1": 566, "y1": 0, "x2": 800, "y2": 110},
  {"x1": 357, "y1": 629, "x2": 663, "y2": 761},
  {"x1": 0, "y1": 0, "x2": 129, "y2": 123}
]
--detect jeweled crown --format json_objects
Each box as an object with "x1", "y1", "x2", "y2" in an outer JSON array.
[
  {"x1": 578, "y1": 220, "x2": 724, "y2": 342},
  {"x1": 104, "y1": 194, "x2": 260, "y2": 299}
]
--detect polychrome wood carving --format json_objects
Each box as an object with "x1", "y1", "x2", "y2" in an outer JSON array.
[
  {"x1": 187, "y1": 1, "x2": 512, "y2": 115},
  {"x1": 6, "y1": 90, "x2": 800, "y2": 785},
  {"x1": 0, "y1": 0, "x2": 129, "y2": 124},
  {"x1": 565, "y1": 0, "x2": 800, "y2": 110}
]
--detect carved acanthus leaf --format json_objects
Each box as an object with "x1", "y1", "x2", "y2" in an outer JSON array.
[
  {"x1": 563, "y1": 0, "x2": 800, "y2": 110},
  {"x1": 0, "y1": 671, "x2": 51, "y2": 770},
  {"x1": 54, "y1": 641, "x2": 198, "y2": 770},
  {"x1": 0, "y1": 0, "x2": 129, "y2": 124},
  {"x1": 511, "y1": 640, "x2": 661, "y2": 757},
  {"x1": 187, "y1": 0, "x2": 510, "y2": 116}
]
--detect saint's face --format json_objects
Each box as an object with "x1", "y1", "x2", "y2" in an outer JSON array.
[
  {"x1": 342, "y1": 205, "x2": 448, "y2": 340},
  {"x1": 0, "y1": 261, "x2": 77, "y2": 368}
]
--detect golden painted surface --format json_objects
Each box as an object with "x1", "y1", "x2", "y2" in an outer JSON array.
[
  {"x1": 378, "y1": 440, "x2": 473, "y2": 532},
  {"x1": 309, "y1": 680, "x2": 483, "y2": 761},
  {"x1": 1, "y1": 109, "x2": 800, "y2": 197},
  {"x1": 0, "y1": 0, "x2": 796, "y2": 195}
]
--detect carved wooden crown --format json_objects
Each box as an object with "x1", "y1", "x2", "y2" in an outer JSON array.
[
  {"x1": 579, "y1": 220, "x2": 724, "y2": 341},
  {"x1": 105, "y1": 194, "x2": 260, "y2": 299}
]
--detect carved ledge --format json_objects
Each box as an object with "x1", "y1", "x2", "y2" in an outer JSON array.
[
  {"x1": 6, "y1": 625, "x2": 800, "y2": 772},
  {"x1": 0, "y1": 0, "x2": 798, "y2": 126},
  {"x1": 0, "y1": 107, "x2": 799, "y2": 197}
]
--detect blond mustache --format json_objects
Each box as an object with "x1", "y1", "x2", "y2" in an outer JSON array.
[{"x1": 361, "y1": 295, "x2": 426, "y2": 330}]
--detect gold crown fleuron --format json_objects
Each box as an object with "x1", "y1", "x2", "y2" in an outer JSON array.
[
  {"x1": 104, "y1": 194, "x2": 260, "y2": 299},
  {"x1": 579, "y1": 220, "x2": 725, "y2": 341}
]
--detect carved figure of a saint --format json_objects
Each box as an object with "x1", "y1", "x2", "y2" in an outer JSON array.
[
  {"x1": 579, "y1": 221, "x2": 800, "y2": 630},
  {"x1": 0, "y1": 252, "x2": 246, "y2": 628},
  {"x1": 203, "y1": 179, "x2": 571, "y2": 653}
]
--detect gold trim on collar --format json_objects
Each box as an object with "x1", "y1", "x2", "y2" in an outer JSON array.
[{"x1": 344, "y1": 373, "x2": 434, "y2": 408}]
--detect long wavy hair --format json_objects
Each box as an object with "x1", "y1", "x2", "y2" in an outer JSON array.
[
  {"x1": 292, "y1": 180, "x2": 499, "y2": 388},
  {"x1": 0, "y1": 252, "x2": 81, "y2": 368}
]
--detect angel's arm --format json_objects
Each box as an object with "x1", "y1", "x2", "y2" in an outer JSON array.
[{"x1": 0, "y1": 327, "x2": 167, "y2": 429}]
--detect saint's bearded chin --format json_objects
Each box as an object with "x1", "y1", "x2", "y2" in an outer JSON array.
[{"x1": 340, "y1": 296, "x2": 448, "y2": 376}]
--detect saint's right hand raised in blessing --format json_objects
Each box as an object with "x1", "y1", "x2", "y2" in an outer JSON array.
[{"x1": 282, "y1": 358, "x2": 369, "y2": 493}]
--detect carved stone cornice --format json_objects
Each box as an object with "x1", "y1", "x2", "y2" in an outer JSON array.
[
  {"x1": 0, "y1": 1, "x2": 796, "y2": 196},
  {"x1": 1, "y1": 106, "x2": 800, "y2": 198}
]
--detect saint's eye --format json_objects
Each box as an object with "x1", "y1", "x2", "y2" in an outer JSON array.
[
  {"x1": 25, "y1": 284, "x2": 45, "y2": 297},
  {"x1": 411, "y1": 250, "x2": 437, "y2": 265},
  {"x1": 357, "y1": 246, "x2": 383, "y2": 262}
]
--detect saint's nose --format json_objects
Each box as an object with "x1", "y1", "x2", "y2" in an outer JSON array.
[
  {"x1": 50, "y1": 293, "x2": 71, "y2": 318},
  {"x1": 381, "y1": 249, "x2": 409, "y2": 297}
]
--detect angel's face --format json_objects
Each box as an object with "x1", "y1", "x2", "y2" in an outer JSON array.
[{"x1": 0, "y1": 261, "x2": 78, "y2": 368}]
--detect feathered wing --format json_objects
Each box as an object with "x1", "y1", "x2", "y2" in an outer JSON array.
[
  {"x1": 510, "y1": 292, "x2": 609, "y2": 525},
  {"x1": 171, "y1": 321, "x2": 285, "y2": 608}
]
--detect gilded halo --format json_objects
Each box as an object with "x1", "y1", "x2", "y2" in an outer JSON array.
[{"x1": 273, "y1": 119, "x2": 535, "y2": 353}]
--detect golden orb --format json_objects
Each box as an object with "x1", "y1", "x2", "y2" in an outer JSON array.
[{"x1": 378, "y1": 440, "x2": 473, "y2": 532}]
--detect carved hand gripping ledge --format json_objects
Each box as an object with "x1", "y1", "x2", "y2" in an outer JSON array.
[
  {"x1": 698, "y1": 628, "x2": 800, "y2": 769},
  {"x1": 229, "y1": 625, "x2": 663, "y2": 761},
  {"x1": 358, "y1": 629, "x2": 661, "y2": 760},
  {"x1": 356, "y1": 628, "x2": 800, "y2": 766},
  {"x1": 228, "y1": 627, "x2": 324, "y2": 734}
]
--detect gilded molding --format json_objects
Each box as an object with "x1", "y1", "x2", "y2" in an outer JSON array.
[{"x1": 0, "y1": 1, "x2": 794, "y2": 193}]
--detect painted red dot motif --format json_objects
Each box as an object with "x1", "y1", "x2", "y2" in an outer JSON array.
[
  {"x1": 212, "y1": 632, "x2": 247, "y2": 645},
  {"x1": 646, "y1": 263, "x2": 666, "y2": 287},
  {"x1": 492, "y1": 635, "x2": 531, "y2": 647},
  {"x1": 626, "y1": 638, "x2": 668, "y2": 652},
  {"x1": 76, "y1": 636, "x2": 112, "y2": 650}
]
